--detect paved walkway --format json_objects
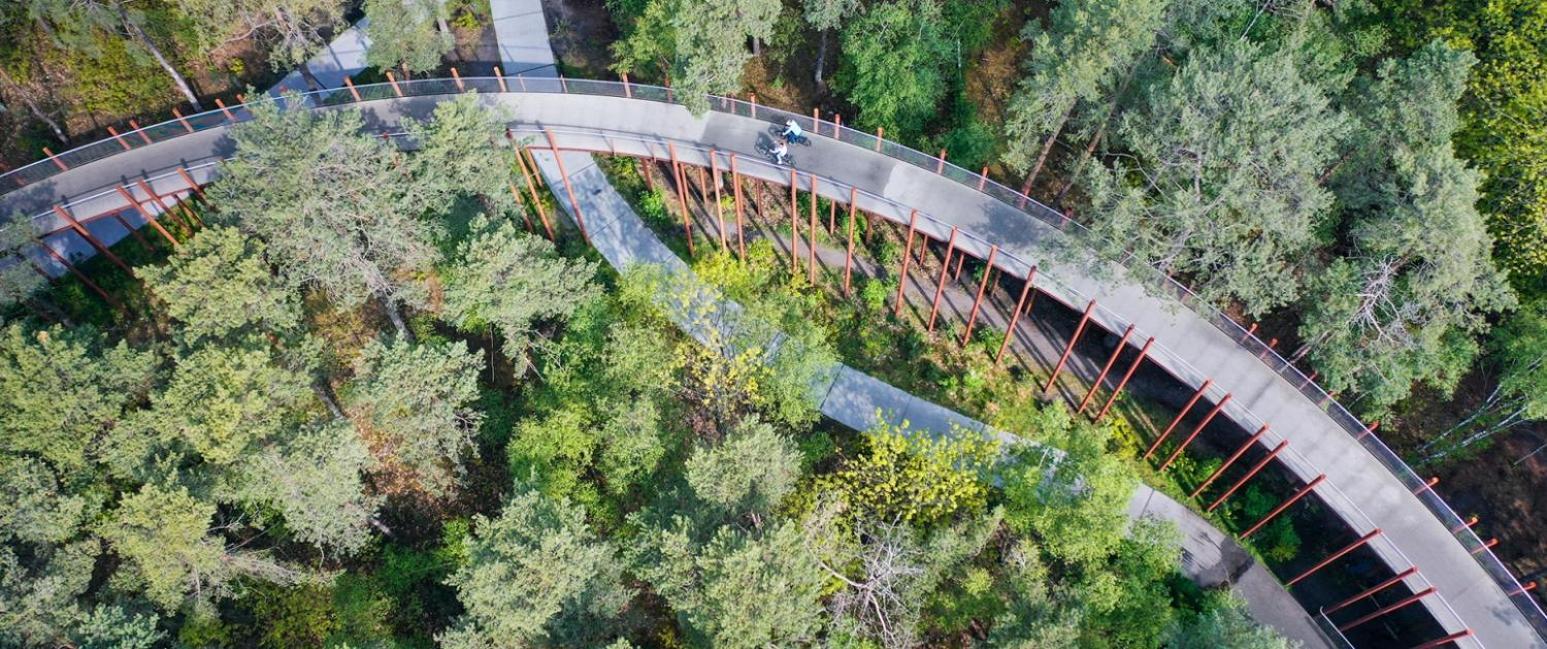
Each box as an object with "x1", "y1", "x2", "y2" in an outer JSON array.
[{"x1": 2, "y1": 90, "x2": 1534, "y2": 646}]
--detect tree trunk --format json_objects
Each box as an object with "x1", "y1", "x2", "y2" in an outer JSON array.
[
  {"x1": 381, "y1": 295, "x2": 414, "y2": 341},
  {"x1": 117, "y1": 8, "x2": 202, "y2": 111},
  {"x1": 1019, "y1": 106, "x2": 1072, "y2": 196},
  {"x1": 814, "y1": 30, "x2": 830, "y2": 89},
  {"x1": 314, "y1": 382, "x2": 347, "y2": 420},
  {"x1": 0, "y1": 68, "x2": 68, "y2": 144},
  {"x1": 752, "y1": 36, "x2": 762, "y2": 57},
  {"x1": 297, "y1": 60, "x2": 324, "y2": 92}
]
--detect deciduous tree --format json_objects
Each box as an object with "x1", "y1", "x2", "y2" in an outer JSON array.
[{"x1": 836, "y1": 0, "x2": 951, "y2": 138}]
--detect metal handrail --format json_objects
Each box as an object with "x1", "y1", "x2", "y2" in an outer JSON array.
[{"x1": 1, "y1": 77, "x2": 1540, "y2": 640}]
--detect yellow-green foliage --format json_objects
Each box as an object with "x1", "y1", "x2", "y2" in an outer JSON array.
[{"x1": 821, "y1": 420, "x2": 998, "y2": 527}]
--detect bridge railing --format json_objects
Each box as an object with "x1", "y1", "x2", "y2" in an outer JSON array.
[{"x1": 2, "y1": 75, "x2": 1542, "y2": 638}]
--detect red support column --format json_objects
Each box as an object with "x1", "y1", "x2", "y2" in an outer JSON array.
[
  {"x1": 730, "y1": 154, "x2": 746, "y2": 260},
  {"x1": 936, "y1": 148, "x2": 947, "y2": 174},
  {"x1": 1471, "y1": 538, "x2": 1499, "y2": 555},
  {"x1": 961, "y1": 246, "x2": 999, "y2": 346},
  {"x1": 1094, "y1": 337, "x2": 1153, "y2": 421},
  {"x1": 710, "y1": 150, "x2": 727, "y2": 251},
  {"x1": 789, "y1": 167, "x2": 800, "y2": 278},
  {"x1": 1240, "y1": 475, "x2": 1324, "y2": 539},
  {"x1": 1159, "y1": 394, "x2": 1234, "y2": 472},
  {"x1": 509, "y1": 134, "x2": 555, "y2": 240},
  {"x1": 1043, "y1": 300, "x2": 1096, "y2": 393},
  {"x1": 1410, "y1": 630, "x2": 1473, "y2": 649},
  {"x1": 129, "y1": 119, "x2": 152, "y2": 145},
  {"x1": 138, "y1": 178, "x2": 198, "y2": 229},
  {"x1": 996, "y1": 267, "x2": 1037, "y2": 363},
  {"x1": 214, "y1": 98, "x2": 236, "y2": 121},
  {"x1": 874, "y1": 127, "x2": 884, "y2": 151},
  {"x1": 618, "y1": 71, "x2": 628, "y2": 97},
  {"x1": 544, "y1": 129, "x2": 587, "y2": 242},
  {"x1": 1413, "y1": 476, "x2": 1439, "y2": 495},
  {"x1": 844, "y1": 187, "x2": 857, "y2": 294},
  {"x1": 808, "y1": 175, "x2": 818, "y2": 284},
  {"x1": 112, "y1": 213, "x2": 151, "y2": 249},
  {"x1": 175, "y1": 167, "x2": 205, "y2": 201},
  {"x1": 893, "y1": 211, "x2": 919, "y2": 317},
  {"x1": 1077, "y1": 325, "x2": 1135, "y2": 413},
  {"x1": 926, "y1": 227, "x2": 959, "y2": 334},
  {"x1": 42, "y1": 147, "x2": 67, "y2": 171},
  {"x1": 451, "y1": 66, "x2": 464, "y2": 91},
  {"x1": 52, "y1": 206, "x2": 133, "y2": 275},
  {"x1": 115, "y1": 186, "x2": 178, "y2": 247},
  {"x1": 1145, "y1": 379, "x2": 1214, "y2": 460},
  {"x1": 667, "y1": 142, "x2": 694, "y2": 255},
  {"x1": 171, "y1": 107, "x2": 193, "y2": 133},
  {"x1": 1337, "y1": 587, "x2": 1436, "y2": 632},
  {"x1": 107, "y1": 126, "x2": 131, "y2": 150},
  {"x1": 1207, "y1": 440, "x2": 1289, "y2": 512},
  {"x1": 508, "y1": 182, "x2": 536, "y2": 232},
  {"x1": 977, "y1": 165, "x2": 989, "y2": 191},
  {"x1": 1287, "y1": 529, "x2": 1383, "y2": 587},
  {"x1": 1325, "y1": 567, "x2": 1420, "y2": 615},
  {"x1": 1450, "y1": 516, "x2": 1479, "y2": 533},
  {"x1": 386, "y1": 70, "x2": 403, "y2": 96},
  {"x1": 1191, "y1": 425, "x2": 1270, "y2": 498},
  {"x1": 344, "y1": 77, "x2": 362, "y2": 101}
]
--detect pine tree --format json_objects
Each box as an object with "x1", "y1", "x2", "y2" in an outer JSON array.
[{"x1": 348, "y1": 337, "x2": 484, "y2": 496}]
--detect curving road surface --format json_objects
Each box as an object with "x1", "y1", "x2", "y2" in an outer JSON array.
[{"x1": 0, "y1": 86, "x2": 1540, "y2": 648}]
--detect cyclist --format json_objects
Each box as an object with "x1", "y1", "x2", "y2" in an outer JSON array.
[
  {"x1": 782, "y1": 118, "x2": 803, "y2": 144},
  {"x1": 772, "y1": 138, "x2": 790, "y2": 165}
]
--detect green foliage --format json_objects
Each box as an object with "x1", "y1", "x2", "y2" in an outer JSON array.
[
  {"x1": 233, "y1": 419, "x2": 379, "y2": 554},
  {"x1": 1168, "y1": 591, "x2": 1293, "y2": 649},
  {"x1": 140, "y1": 226, "x2": 302, "y2": 345},
  {"x1": 444, "y1": 215, "x2": 599, "y2": 361},
  {"x1": 820, "y1": 420, "x2": 997, "y2": 527},
  {"x1": 0, "y1": 322, "x2": 158, "y2": 472},
  {"x1": 836, "y1": 0, "x2": 952, "y2": 139},
  {"x1": 444, "y1": 487, "x2": 633, "y2": 648},
  {"x1": 97, "y1": 484, "x2": 226, "y2": 611},
  {"x1": 1083, "y1": 40, "x2": 1345, "y2": 315},
  {"x1": 364, "y1": 0, "x2": 453, "y2": 74},
  {"x1": 403, "y1": 93, "x2": 517, "y2": 212},
  {"x1": 250, "y1": 583, "x2": 339, "y2": 649},
  {"x1": 684, "y1": 416, "x2": 801, "y2": 520},
  {"x1": 349, "y1": 337, "x2": 484, "y2": 496}
]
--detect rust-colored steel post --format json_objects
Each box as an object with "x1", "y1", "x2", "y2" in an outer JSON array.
[
  {"x1": 952, "y1": 248, "x2": 966, "y2": 280},
  {"x1": 833, "y1": 112, "x2": 842, "y2": 137},
  {"x1": 1287, "y1": 529, "x2": 1383, "y2": 587},
  {"x1": 978, "y1": 165, "x2": 989, "y2": 191},
  {"x1": 214, "y1": 98, "x2": 236, "y2": 121},
  {"x1": 1337, "y1": 587, "x2": 1436, "y2": 632},
  {"x1": 730, "y1": 154, "x2": 746, "y2": 260},
  {"x1": 1325, "y1": 567, "x2": 1420, "y2": 615},
  {"x1": 451, "y1": 66, "x2": 464, "y2": 91},
  {"x1": 1207, "y1": 440, "x2": 1289, "y2": 512},
  {"x1": 874, "y1": 127, "x2": 884, "y2": 151},
  {"x1": 38, "y1": 243, "x2": 122, "y2": 310},
  {"x1": 171, "y1": 107, "x2": 193, "y2": 133},
  {"x1": 1146, "y1": 379, "x2": 1215, "y2": 460},
  {"x1": 1471, "y1": 538, "x2": 1499, "y2": 555},
  {"x1": 1043, "y1": 300, "x2": 1096, "y2": 392},
  {"x1": 1191, "y1": 425, "x2": 1270, "y2": 498},
  {"x1": 1077, "y1": 325, "x2": 1135, "y2": 413},
  {"x1": 667, "y1": 143, "x2": 694, "y2": 255},
  {"x1": 115, "y1": 186, "x2": 178, "y2": 247},
  {"x1": 106, "y1": 126, "x2": 131, "y2": 151},
  {"x1": 42, "y1": 147, "x2": 67, "y2": 171},
  {"x1": 507, "y1": 182, "x2": 536, "y2": 232},
  {"x1": 844, "y1": 187, "x2": 857, "y2": 294},
  {"x1": 112, "y1": 213, "x2": 151, "y2": 249},
  {"x1": 926, "y1": 227, "x2": 960, "y2": 333},
  {"x1": 1159, "y1": 394, "x2": 1234, "y2": 472},
  {"x1": 1413, "y1": 476, "x2": 1439, "y2": 494},
  {"x1": 509, "y1": 133, "x2": 555, "y2": 240},
  {"x1": 129, "y1": 119, "x2": 152, "y2": 145},
  {"x1": 997, "y1": 267, "x2": 1037, "y2": 363},
  {"x1": 52, "y1": 206, "x2": 132, "y2": 275},
  {"x1": 1451, "y1": 516, "x2": 1479, "y2": 533},
  {"x1": 1410, "y1": 630, "x2": 1473, "y2": 649},
  {"x1": 750, "y1": 93, "x2": 758, "y2": 118},
  {"x1": 1240, "y1": 474, "x2": 1324, "y2": 539},
  {"x1": 620, "y1": 71, "x2": 630, "y2": 97},
  {"x1": 175, "y1": 167, "x2": 205, "y2": 201},
  {"x1": 1095, "y1": 337, "x2": 1152, "y2": 421},
  {"x1": 828, "y1": 196, "x2": 837, "y2": 232},
  {"x1": 710, "y1": 150, "x2": 727, "y2": 251},
  {"x1": 544, "y1": 129, "x2": 588, "y2": 242},
  {"x1": 893, "y1": 211, "x2": 919, "y2": 317},
  {"x1": 138, "y1": 178, "x2": 198, "y2": 228},
  {"x1": 961, "y1": 246, "x2": 999, "y2": 346},
  {"x1": 386, "y1": 70, "x2": 403, "y2": 96},
  {"x1": 808, "y1": 175, "x2": 818, "y2": 284},
  {"x1": 494, "y1": 66, "x2": 508, "y2": 92},
  {"x1": 789, "y1": 167, "x2": 800, "y2": 278},
  {"x1": 936, "y1": 148, "x2": 947, "y2": 174},
  {"x1": 812, "y1": 107, "x2": 820, "y2": 131},
  {"x1": 342, "y1": 76, "x2": 362, "y2": 101}
]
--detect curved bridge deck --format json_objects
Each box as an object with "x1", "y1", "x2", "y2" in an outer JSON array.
[{"x1": 0, "y1": 78, "x2": 1540, "y2": 648}]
